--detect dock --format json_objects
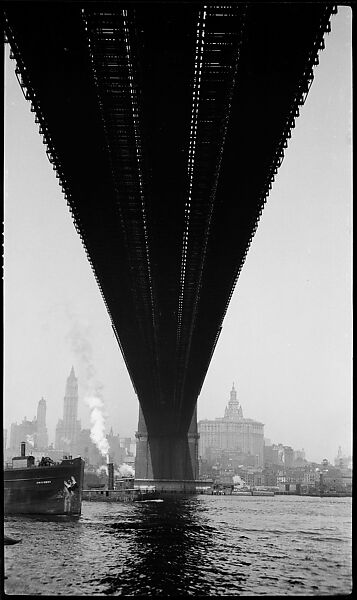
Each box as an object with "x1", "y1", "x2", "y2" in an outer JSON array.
[{"x1": 82, "y1": 488, "x2": 158, "y2": 502}]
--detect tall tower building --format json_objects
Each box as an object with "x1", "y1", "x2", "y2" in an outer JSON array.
[
  {"x1": 224, "y1": 383, "x2": 243, "y2": 419},
  {"x1": 63, "y1": 366, "x2": 79, "y2": 442},
  {"x1": 55, "y1": 367, "x2": 81, "y2": 454},
  {"x1": 198, "y1": 383, "x2": 264, "y2": 466},
  {"x1": 35, "y1": 397, "x2": 49, "y2": 449}
]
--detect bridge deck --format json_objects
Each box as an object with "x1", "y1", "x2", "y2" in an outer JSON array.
[{"x1": 4, "y1": 3, "x2": 333, "y2": 434}]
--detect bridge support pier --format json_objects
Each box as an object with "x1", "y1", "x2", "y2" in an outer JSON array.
[{"x1": 134, "y1": 405, "x2": 199, "y2": 493}]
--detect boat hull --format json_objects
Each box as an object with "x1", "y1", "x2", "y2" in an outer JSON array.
[{"x1": 4, "y1": 457, "x2": 84, "y2": 516}]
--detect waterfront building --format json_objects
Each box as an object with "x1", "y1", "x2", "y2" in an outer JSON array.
[
  {"x1": 76, "y1": 428, "x2": 131, "y2": 468},
  {"x1": 263, "y1": 442, "x2": 275, "y2": 465},
  {"x1": 302, "y1": 467, "x2": 320, "y2": 488},
  {"x1": 294, "y1": 448, "x2": 306, "y2": 464},
  {"x1": 107, "y1": 428, "x2": 128, "y2": 465},
  {"x1": 264, "y1": 442, "x2": 296, "y2": 468},
  {"x1": 8, "y1": 398, "x2": 50, "y2": 454},
  {"x1": 55, "y1": 366, "x2": 81, "y2": 454},
  {"x1": 263, "y1": 465, "x2": 279, "y2": 487},
  {"x1": 198, "y1": 383, "x2": 264, "y2": 467},
  {"x1": 120, "y1": 436, "x2": 136, "y2": 457},
  {"x1": 77, "y1": 428, "x2": 102, "y2": 466},
  {"x1": 340, "y1": 469, "x2": 353, "y2": 492},
  {"x1": 319, "y1": 461, "x2": 349, "y2": 493},
  {"x1": 283, "y1": 446, "x2": 294, "y2": 468},
  {"x1": 9, "y1": 416, "x2": 37, "y2": 451},
  {"x1": 272, "y1": 444, "x2": 285, "y2": 465}
]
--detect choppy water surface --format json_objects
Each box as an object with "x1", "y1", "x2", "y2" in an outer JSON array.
[{"x1": 4, "y1": 495, "x2": 352, "y2": 596}]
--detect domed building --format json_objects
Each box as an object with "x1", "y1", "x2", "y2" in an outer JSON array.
[{"x1": 198, "y1": 383, "x2": 264, "y2": 466}]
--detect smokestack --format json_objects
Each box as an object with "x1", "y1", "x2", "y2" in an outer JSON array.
[
  {"x1": 21, "y1": 442, "x2": 26, "y2": 457},
  {"x1": 108, "y1": 462, "x2": 114, "y2": 491}
]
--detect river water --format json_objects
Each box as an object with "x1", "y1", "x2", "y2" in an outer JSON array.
[{"x1": 4, "y1": 495, "x2": 352, "y2": 596}]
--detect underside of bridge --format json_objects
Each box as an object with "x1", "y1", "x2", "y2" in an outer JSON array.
[{"x1": 4, "y1": 2, "x2": 334, "y2": 487}]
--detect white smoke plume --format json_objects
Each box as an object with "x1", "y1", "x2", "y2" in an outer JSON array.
[
  {"x1": 97, "y1": 465, "x2": 108, "y2": 476},
  {"x1": 65, "y1": 313, "x2": 104, "y2": 398},
  {"x1": 65, "y1": 312, "x2": 110, "y2": 454},
  {"x1": 118, "y1": 463, "x2": 135, "y2": 477},
  {"x1": 26, "y1": 435, "x2": 35, "y2": 448},
  {"x1": 85, "y1": 396, "x2": 109, "y2": 457},
  {"x1": 233, "y1": 475, "x2": 246, "y2": 486}
]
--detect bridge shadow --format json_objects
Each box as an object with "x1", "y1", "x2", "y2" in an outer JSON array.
[{"x1": 97, "y1": 497, "x2": 247, "y2": 596}]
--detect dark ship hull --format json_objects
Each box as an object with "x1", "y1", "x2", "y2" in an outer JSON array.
[{"x1": 4, "y1": 457, "x2": 85, "y2": 516}]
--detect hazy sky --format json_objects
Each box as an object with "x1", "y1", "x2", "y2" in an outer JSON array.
[{"x1": 4, "y1": 8, "x2": 352, "y2": 463}]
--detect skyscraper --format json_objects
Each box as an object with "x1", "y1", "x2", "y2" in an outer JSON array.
[
  {"x1": 35, "y1": 397, "x2": 49, "y2": 449},
  {"x1": 198, "y1": 383, "x2": 264, "y2": 466},
  {"x1": 55, "y1": 367, "x2": 81, "y2": 454},
  {"x1": 8, "y1": 399, "x2": 49, "y2": 454}
]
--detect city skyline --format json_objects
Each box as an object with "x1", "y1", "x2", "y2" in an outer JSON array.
[
  {"x1": 5, "y1": 375, "x2": 349, "y2": 465},
  {"x1": 4, "y1": 8, "x2": 352, "y2": 464}
]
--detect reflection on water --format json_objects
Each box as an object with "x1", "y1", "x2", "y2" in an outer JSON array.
[
  {"x1": 6, "y1": 514, "x2": 81, "y2": 524},
  {"x1": 96, "y1": 498, "x2": 244, "y2": 596},
  {"x1": 4, "y1": 495, "x2": 352, "y2": 596}
]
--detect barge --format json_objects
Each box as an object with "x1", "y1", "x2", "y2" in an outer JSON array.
[{"x1": 4, "y1": 443, "x2": 84, "y2": 516}]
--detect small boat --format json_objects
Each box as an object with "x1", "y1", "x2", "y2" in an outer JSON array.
[{"x1": 4, "y1": 535, "x2": 22, "y2": 545}]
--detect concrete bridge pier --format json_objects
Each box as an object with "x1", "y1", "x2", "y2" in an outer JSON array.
[{"x1": 134, "y1": 405, "x2": 200, "y2": 493}]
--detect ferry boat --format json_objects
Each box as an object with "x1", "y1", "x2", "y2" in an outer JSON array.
[{"x1": 4, "y1": 443, "x2": 85, "y2": 516}]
